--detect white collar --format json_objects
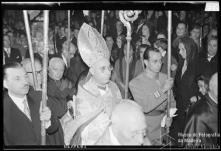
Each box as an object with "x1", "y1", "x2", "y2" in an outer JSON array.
[
  {"x1": 109, "y1": 126, "x2": 121, "y2": 145},
  {"x1": 97, "y1": 84, "x2": 109, "y2": 96},
  {"x1": 161, "y1": 51, "x2": 166, "y2": 57},
  {"x1": 8, "y1": 92, "x2": 27, "y2": 112},
  {"x1": 61, "y1": 53, "x2": 68, "y2": 67}
]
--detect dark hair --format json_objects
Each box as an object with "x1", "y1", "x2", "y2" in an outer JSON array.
[
  {"x1": 143, "y1": 46, "x2": 161, "y2": 60},
  {"x1": 177, "y1": 21, "x2": 187, "y2": 28},
  {"x1": 4, "y1": 62, "x2": 22, "y2": 80},
  {"x1": 197, "y1": 74, "x2": 210, "y2": 87},
  {"x1": 207, "y1": 36, "x2": 218, "y2": 44},
  {"x1": 178, "y1": 37, "x2": 197, "y2": 65},
  {"x1": 154, "y1": 38, "x2": 168, "y2": 51},
  {"x1": 189, "y1": 23, "x2": 201, "y2": 33}
]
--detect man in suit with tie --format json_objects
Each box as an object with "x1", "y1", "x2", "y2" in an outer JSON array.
[
  {"x1": 3, "y1": 34, "x2": 22, "y2": 64},
  {"x1": 3, "y1": 62, "x2": 59, "y2": 145}
]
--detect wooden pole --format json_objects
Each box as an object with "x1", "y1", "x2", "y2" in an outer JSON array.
[
  {"x1": 67, "y1": 10, "x2": 71, "y2": 53},
  {"x1": 23, "y1": 10, "x2": 38, "y2": 90},
  {"x1": 101, "y1": 10, "x2": 104, "y2": 36},
  {"x1": 41, "y1": 10, "x2": 49, "y2": 145},
  {"x1": 166, "y1": 10, "x2": 172, "y2": 144}
]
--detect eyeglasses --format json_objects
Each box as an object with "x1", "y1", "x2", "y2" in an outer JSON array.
[
  {"x1": 27, "y1": 70, "x2": 42, "y2": 75},
  {"x1": 99, "y1": 65, "x2": 113, "y2": 73}
]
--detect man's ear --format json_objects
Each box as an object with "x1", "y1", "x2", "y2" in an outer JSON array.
[{"x1": 3, "y1": 79, "x2": 8, "y2": 89}]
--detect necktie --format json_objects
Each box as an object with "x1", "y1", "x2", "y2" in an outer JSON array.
[
  {"x1": 23, "y1": 99, "x2": 32, "y2": 121},
  {"x1": 181, "y1": 60, "x2": 187, "y2": 78}
]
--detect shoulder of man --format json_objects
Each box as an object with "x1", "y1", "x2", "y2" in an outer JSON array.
[{"x1": 129, "y1": 72, "x2": 145, "y2": 87}]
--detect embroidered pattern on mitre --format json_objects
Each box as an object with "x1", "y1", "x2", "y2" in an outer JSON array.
[{"x1": 78, "y1": 23, "x2": 110, "y2": 67}]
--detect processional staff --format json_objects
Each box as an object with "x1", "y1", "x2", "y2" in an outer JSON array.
[
  {"x1": 101, "y1": 10, "x2": 105, "y2": 36},
  {"x1": 165, "y1": 10, "x2": 172, "y2": 144},
  {"x1": 119, "y1": 10, "x2": 141, "y2": 99},
  {"x1": 67, "y1": 10, "x2": 71, "y2": 53},
  {"x1": 23, "y1": 10, "x2": 38, "y2": 90},
  {"x1": 41, "y1": 10, "x2": 49, "y2": 145}
]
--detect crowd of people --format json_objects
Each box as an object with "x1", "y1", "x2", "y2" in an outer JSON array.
[{"x1": 3, "y1": 10, "x2": 218, "y2": 147}]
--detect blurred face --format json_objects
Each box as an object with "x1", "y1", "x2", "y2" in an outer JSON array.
[
  {"x1": 198, "y1": 80, "x2": 207, "y2": 95},
  {"x1": 69, "y1": 45, "x2": 77, "y2": 58},
  {"x1": 120, "y1": 115, "x2": 147, "y2": 145},
  {"x1": 191, "y1": 28, "x2": 201, "y2": 40},
  {"x1": 60, "y1": 27, "x2": 65, "y2": 36},
  {"x1": 4, "y1": 67, "x2": 29, "y2": 98},
  {"x1": 139, "y1": 47, "x2": 146, "y2": 59},
  {"x1": 4, "y1": 35, "x2": 11, "y2": 48},
  {"x1": 180, "y1": 11, "x2": 186, "y2": 20},
  {"x1": 142, "y1": 25, "x2": 150, "y2": 38},
  {"x1": 36, "y1": 32, "x2": 43, "y2": 41},
  {"x1": 208, "y1": 29, "x2": 217, "y2": 38},
  {"x1": 24, "y1": 61, "x2": 42, "y2": 88},
  {"x1": 106, "y1": 37, "x2": 114, "y2": 51},
  {"x1": 178, "y1": 42, "x2": 187, "y2": 59},
  {"x1": 207, "y1": 39, "x2": 217, "y2": 56},
  {"x1": 176, "y1": 23, "x2": 186, "y2": 37},
  {"x1": 203, "y1": 25, "x2": 209, "y2": 37},
  {"x1": 62, "y1": 43, "x2": 77, "y2": 59},
  {"x1": 209, "y1": 73, "x2": 217, "y2": 100},
  {"x1": 3, "y1": 28, "x2": 8, "y2": 34},
  {"x1": 116, "y1": 21, "x2": 123, "y2": 33},
  {"x1": 116, "y1": 35, "x2": 123, "y2": 47},
  {"x1": 91, "y1": 58, "x2": 112, "y2": 85},
  {"x1": 146, "y1": 51, "x2": 162, "y2": 73},
  {"x1": 49, "y1": 62, "x2": 65, "y2": 81},
  {"x1": 73, "y1": 29, "x2": 79, "y2": 39},
  {"x1": 124, "y1": 44, "x2": 133, "y2": 58}
]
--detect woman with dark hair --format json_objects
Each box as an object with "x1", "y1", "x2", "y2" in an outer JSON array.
[
  {"x1": 170, "y1": 36, "x2": 199, "y2": 145},
  {"x1": 139, "y1": 22, "x2": 155, "y2": 46}
]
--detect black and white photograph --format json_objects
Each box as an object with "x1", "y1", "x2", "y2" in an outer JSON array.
[{"x1": 2, "y1": 1, "x2": 219, "y2": 149}]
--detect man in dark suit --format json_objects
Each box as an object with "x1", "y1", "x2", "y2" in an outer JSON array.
[
  {"x1": 3, "y1": 35, "x2": 22, "y2": 64},
  {"x1": 197, "y1": 36, "x2": 217, "y2": 78},
  {"x1": 3, "y1": 62, "x2": 59, "y2": 145},
  {"x1": 50, "y1": 41, "x2": 77, "y2": 79},
  {"x1": 183, "y1": 73, "x2": 218, "y2": 147},
  {"x1": 47, "y1": 57, "x2": 76, "y2": 119}
]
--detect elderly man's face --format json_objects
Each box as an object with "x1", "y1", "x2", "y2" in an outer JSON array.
[
  {"x1": 23, "y1": 61, "x2": 42, "y2": 88},
  {"x1": 49, "y1": 62, "x2": 65, "y2": 81},
  {"x1": 91, "y1": 58, "x2": 112, "y2": 85},
  {"x1": 4, "y1": 67, "x2": 29, "y2": 98},
  {"x1": 62, "y1": 43, "x2": 77, "y2": 59},
  {"x1": 121, "y1": 114, "x2": 147, "y2": 145}
]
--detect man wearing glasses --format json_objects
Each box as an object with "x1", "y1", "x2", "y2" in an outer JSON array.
[{"x1": 66, "y1": 23, "x2": 122, "y2": 145}]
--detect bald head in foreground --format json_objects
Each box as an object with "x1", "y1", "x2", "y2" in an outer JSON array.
[{"x1": 96, "y1": 100, "x2": 151, "y2": 145}]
